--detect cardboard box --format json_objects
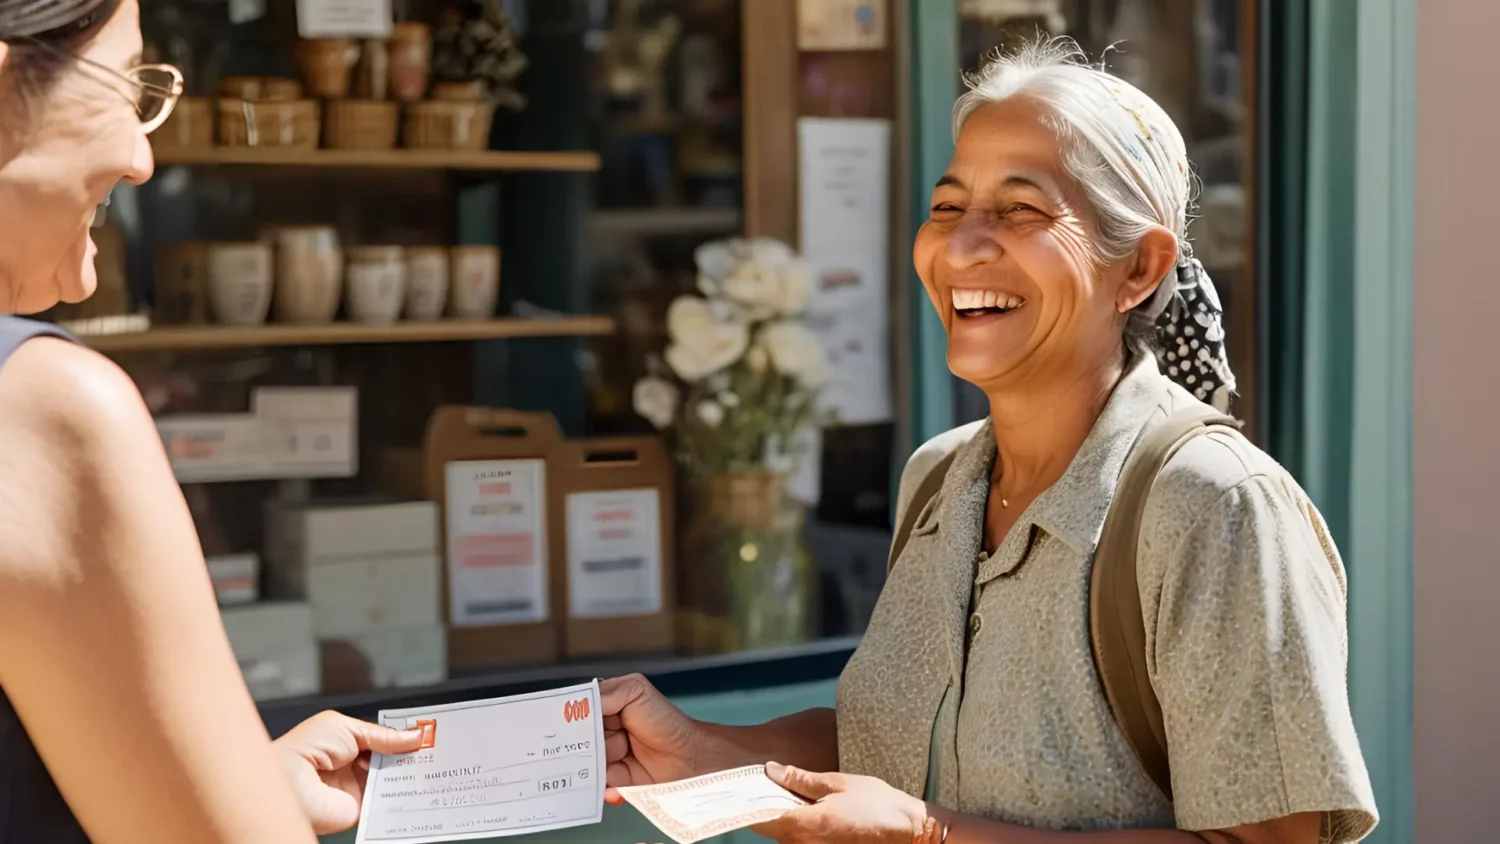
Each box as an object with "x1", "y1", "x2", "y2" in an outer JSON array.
[
  {"x1": 157, "y1": 414, "x2": 266, "y2": 482},
  {"x1": 156, "y1": 387, "x2": 357, "y2": 483},
  {"x1": 424, "y1": 407, "x2": 563, "y2": 669},
  {"x1": 320, "y1": 625, "x2": 447, "y2": 694},
  {"x1": 264, "y1": 499, "x2": 442, "y2": 639},
  {"x1": 251, "y1": 387, "x2": 358, "y2": 478},
  {"x1": 207, "y1": 552, "x2": 259, "y2": 606},
  {"x1": 551, "y1": 436, "x2": 676, "y2": 658},
  {"x1": 220, "y1": 602, "x2": 320, "y2": 701}
]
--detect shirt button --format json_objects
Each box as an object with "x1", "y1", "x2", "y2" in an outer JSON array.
[
  {"x1": 977, "y1": 550, "x2": 989, "y2": 562},
  {"x1": 968, "y1": 613, "x2": 983, "y2": 638}
]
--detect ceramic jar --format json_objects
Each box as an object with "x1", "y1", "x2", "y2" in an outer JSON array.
[
  {"x1": 296, "y1": 39, "x2": 361, "y2": 99},
  {"x1": 448, "y1": 246, "x2": 501, "y2": 319},
  {"x1": 404, "y1": 246, "x2": 449, "y2": 321},
  {"x1": 345, "y1": 246, "x2": 407, "y2": 325},
  {"x1": 205, "y1": 242, "x2": 273, "y2": 326},
  {"x1": 267, "y1": 225, "x2": 342, "y2": 324},
  {"x1": 388, "y1": 22, "x2": 431, "y2": 102}
]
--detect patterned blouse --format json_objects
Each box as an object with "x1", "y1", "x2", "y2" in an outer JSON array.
[{"x1": 836, "y1": 355, "x2": 1378, "y2": 841}]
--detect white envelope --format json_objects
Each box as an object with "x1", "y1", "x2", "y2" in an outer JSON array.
[{"x1": 355, "y1": 681, "x2": 605, "y2": 843}]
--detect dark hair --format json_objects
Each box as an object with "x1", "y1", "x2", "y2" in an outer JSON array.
[{"x1": 1, "y1": 0, "x2": 122, "y2": 98}]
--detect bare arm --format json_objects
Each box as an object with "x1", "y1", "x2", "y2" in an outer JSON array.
[
  {"x1": 696, "y1": 707, "x2": 839, "y2": 774},
  {"x1": 0, "y1": 340, "x2": 314, "y2": 844}
]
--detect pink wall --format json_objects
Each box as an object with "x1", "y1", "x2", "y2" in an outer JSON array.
[{"x1": 1413, "y1": 3, "x2": 1500, "y2": 840}]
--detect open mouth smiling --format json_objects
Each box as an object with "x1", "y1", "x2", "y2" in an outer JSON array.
[{"x1": 950, "y1": 287, "x2": 1027, "y2": 319}]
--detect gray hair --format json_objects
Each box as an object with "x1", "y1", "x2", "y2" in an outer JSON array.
[{"x1": 953, "y1": 37, "x2": 1194, "y2": 352}]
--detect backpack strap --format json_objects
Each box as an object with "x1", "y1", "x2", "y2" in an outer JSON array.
[
  {"x1": 887, "y1": 451, "x2": 957, "y2": 573},
  {"x1": 1090, "y1": 403, "x2": 1240, "y2": 801}
]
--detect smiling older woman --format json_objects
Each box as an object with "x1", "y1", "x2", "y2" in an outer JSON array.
[{"x1": 600, "y1": 39, "x2": 1378, "y2": 844}]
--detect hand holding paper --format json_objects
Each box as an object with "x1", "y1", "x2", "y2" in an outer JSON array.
[
  {"x1": 353, "y1": 681, "x2": 605, "y2": 844},
  {"x1": 614, "y1": 765, "x2": 808, "y2": 844}
]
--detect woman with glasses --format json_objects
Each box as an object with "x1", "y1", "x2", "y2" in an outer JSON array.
[{"x1": 0, "y1": 2, "x2": 421, "y2": 842}]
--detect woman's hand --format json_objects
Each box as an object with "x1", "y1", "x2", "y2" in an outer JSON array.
[
  {"x1": 751, "y1": 762, "x2": 941, "y2": 844},
  {"x1": 600, "y1": 674, "x2": 707, "y2": 802},
  {"x1": 273, "y1": 710, "x2": 424, "y2": 835}
]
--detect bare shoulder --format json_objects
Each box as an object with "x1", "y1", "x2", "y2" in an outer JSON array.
[
  {"x1": 0, "y1": 339, "x2": 159, "y2": 576},
  {"x1": 0, "y1": 337, "x2": 155, "y2": 452}
]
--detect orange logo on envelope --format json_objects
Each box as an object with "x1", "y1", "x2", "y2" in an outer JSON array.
[
  {"x1": 563, "y1": 698, "x2": 591, "y2": 723},
  {"x1": 416, "y1": 719, "x2": 437, "y2": 749}
]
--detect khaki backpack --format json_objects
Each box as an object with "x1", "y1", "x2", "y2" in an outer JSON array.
[{"x1": 886, "y1": 403, "x2": 1238, "y2": 800}]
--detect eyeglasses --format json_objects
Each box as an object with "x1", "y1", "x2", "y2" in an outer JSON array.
[{"x1": 20, "y1": 37, "x2": 185, "y2": 134}]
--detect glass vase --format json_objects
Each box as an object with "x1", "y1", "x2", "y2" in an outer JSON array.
[{"x1": 677, "y1": 471, "x2": 815, "y2": 655}]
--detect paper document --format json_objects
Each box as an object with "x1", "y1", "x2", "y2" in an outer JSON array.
[
  {"x1": 616, "y1": 765, "x2": 808, "y2": 844},
  {"x1": 355, "y1": 681, "x2": 605, "y2": 843}
]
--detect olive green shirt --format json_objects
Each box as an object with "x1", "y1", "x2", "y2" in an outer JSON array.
[{"x1": 837, "y1": 355, "x2": 1378, "y2": 841}]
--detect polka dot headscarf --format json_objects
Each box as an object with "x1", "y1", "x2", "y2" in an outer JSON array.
[{"x1": 1154, "y1": 256, "x2": 1235, "y2": 413}]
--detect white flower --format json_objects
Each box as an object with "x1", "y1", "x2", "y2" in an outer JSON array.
[
  {"x1": 666, "y1": 296, "x2": 717, "y2": 345},
  {"x1": 758, "y1": 320, "x2": 830, "y2": 387},
  {"x1": 718, "y1": 391, "x2": 740, "y2": 408},
  {"x1": 695, "y1": 399, "x2": 725, "y2": 428},
  {"x1": 722, "y1": 262, "x2": 782, "y2": 313},
  {"x1": 775, "y1": 259, "x2": 812, "y2": 315},
  {"x1": 632, "y1": 376, "x2": 679, "y2": 429},
  {"x1": 664, "y1": 320, "x2": 750, "y2": 382},
  {"x1": 745, "y1": 344, "x2": 770, "y2": 373}
]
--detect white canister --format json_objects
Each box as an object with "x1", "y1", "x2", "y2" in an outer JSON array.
[
  {"x1": 345, "y1": 246, "x2": 406, "y2": 324},
  {"x1": 448, "y1": 245, "x2": 500, "y2": 320},
  {"x1": 267, "y1": 225, "x2": 342, "y2": 324},
  {"x1": 206, "y1": 242, "x2": 273, "y2": 326},
  {"x1": 403, "y1": 246, "x2": 449, "y2": 321}
]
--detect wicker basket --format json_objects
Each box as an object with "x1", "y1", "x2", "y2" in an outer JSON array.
[
  {"x1": 217, "y1": 98, "x2": 320, "y2": 149},
  {"x1": 324, "y1": 100, "x2": 400, "y2": 150},
  {"x1": 402, "y1": 100, "x2": 494, "y2": 151},
  {"x1": 152, "y1": 96, "x2": 213, "y2": 149},
  {"x1": 219, "y1": 76, "x2": 303, "y2": 102}
]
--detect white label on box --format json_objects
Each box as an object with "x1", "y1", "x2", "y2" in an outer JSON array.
[
  {"x1": 296, "y1": 0, "x2": 392, "y2": 38},
  {"x1": 565, "y1": 488, "x2": 663, "y2": 619},
  {"x1": 444, "y1": 459, "x2": 549, "y2": 627},
  {"x1": 252, "y1": 387, "x2": 357, "y2": 478},
  {"x1": 158, "y1": 414, "x2": 268, "y2": 483}
]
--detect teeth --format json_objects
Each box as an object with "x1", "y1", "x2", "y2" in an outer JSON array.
[{"x1": 951, "y1": 289, "x2": 1025, "y2": 311}]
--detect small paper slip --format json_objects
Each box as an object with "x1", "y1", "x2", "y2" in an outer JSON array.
[
  {"x1": 615, "y1": 765, "x2": 809, "y2": 844},
  {"x1": 354, "y1": 681, "x2": 605, "y2": 844}
]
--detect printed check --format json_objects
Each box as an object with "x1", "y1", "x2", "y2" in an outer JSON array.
[
  {"x1": 615, "y1": 765, "x2": 809, "y2": 844},
  {"x1": 354, "y1": 681, "x2": 605, "y2": 844}
]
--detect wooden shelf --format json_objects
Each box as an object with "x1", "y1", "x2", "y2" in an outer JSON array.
[
  {"x1": 79, "y1": 317, "x2": 616, "y2": 353},
  {"x1": 153, "y1": 146, "x2": 601, "y2": 172}
]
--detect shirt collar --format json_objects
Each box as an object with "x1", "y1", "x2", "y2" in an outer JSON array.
[{"x1": 1024, "y1": 353, "x2": 1175, "y2": 555}]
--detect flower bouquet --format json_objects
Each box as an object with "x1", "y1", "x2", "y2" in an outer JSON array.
[{"x1": 632, "y1": 237, "x2": 829, "y2": 654}]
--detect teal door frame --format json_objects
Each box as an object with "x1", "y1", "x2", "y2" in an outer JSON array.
[
  {"x1": 905, "y1": 0, "x2": 959, "y2": 455},
  {"x1": 1345, "y1": 0, "x2": 1415, "y2": 839}
]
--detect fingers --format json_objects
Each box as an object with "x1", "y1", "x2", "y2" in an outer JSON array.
[
  {"x1": 604, "y1": 786, "x2": 625, "y2": 805},
  {"x1": 605, "y1": 728, "x2": 631, "y2": 763},
  {"x1": 599, "y1": 673, "x2": 653, "y2": 718},
  {"x1": 323, "y1": 712, "x2": 422, "y2": 756},
  {"x1": 765, "y1": 761, "x2": 842, "y2": 802}
]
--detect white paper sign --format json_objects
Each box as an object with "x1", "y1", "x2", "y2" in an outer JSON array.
[
  {"x1": 296, "y1": 0, "x2": 393, "y2": 38},
  {"x1": 565, "y1": 489, "x2": 663, "y2": 619},
  {"x1": 356, "y1": 681, "x2": 606, "y2": 843},
  {"x1": 444, "y1": 459, "x2": 549, "y2": 627},
  {"x1": 616, "y1": 765, "x2": 807, "y2": 844},
  {"x1": 798, "y1": 118, "x2": 894, "y2": 425}
]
